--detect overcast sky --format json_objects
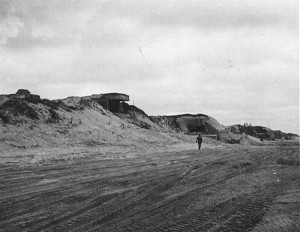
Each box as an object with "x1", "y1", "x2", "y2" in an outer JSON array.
[{"x1": 0, "y1": 0, "x2": 298, "y2": 133}]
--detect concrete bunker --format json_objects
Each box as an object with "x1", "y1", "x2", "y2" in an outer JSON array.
[
  {"x1": 99, "y1": 93, "x2": 129, "y2": 113},
  {"x1": 15, "y1": 89, "x2": 41, "y2": 102},
  {"x1": 16, "y1": 89, "x2": 31, "y2": 98},
  {"x1": 176, "y1": 115, "x2": 209, "y2": 133}
]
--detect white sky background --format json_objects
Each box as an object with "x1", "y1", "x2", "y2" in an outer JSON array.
[{"x1": 0, "y1": 0, "x2": 298, "y2": 133}]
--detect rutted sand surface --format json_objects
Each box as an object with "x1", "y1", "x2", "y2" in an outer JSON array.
[{"x1": 0, "y1": 141, "x2": 299, "y2": 231}]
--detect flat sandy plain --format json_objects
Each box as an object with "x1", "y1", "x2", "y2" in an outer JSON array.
[{"x1": 0, "y1": 141, "x2": 299, "y2": 231}]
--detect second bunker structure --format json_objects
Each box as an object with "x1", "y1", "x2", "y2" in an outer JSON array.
[{"x1": 99, "y1": 93, "x2": 130, "y2": 113}]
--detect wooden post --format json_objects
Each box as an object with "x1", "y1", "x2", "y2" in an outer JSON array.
[
  {"x1": 165, "y1": 116, "x2": 168, "y2": 130},
  {"x1": 133, "y1": 100, "x2": 135, "y2": 118}
]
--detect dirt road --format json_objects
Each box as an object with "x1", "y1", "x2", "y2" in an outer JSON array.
[{"x1": 0, "y1": 142, "x2": 299, "y2": 231}]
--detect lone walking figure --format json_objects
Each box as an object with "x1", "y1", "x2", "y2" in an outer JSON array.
[{"x1": 196, "y1": 133, "x2": 203, "y2": 150}]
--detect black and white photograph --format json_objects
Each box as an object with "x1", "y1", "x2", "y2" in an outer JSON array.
[{"x1": 0, "y1": 0, "x2": 299, "y2": 231}]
